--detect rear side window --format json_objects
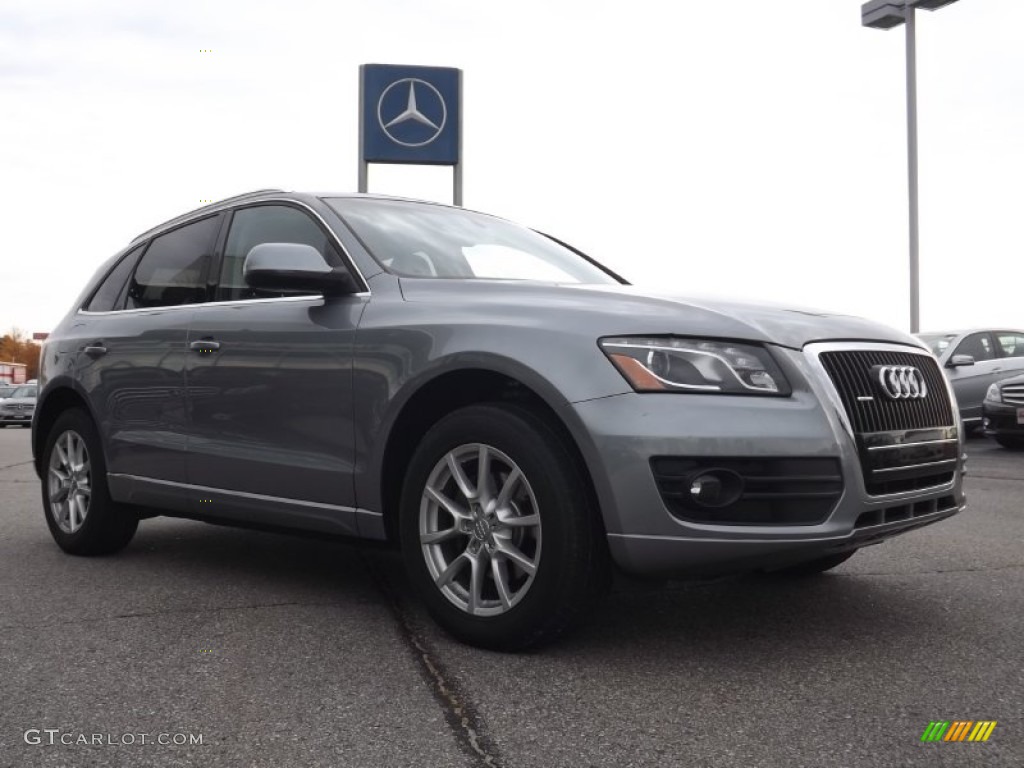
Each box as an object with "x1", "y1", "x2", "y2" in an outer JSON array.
[
  {"x1": 125, "y1": 216, "x2": 221, "y2": 309},
  {"x1": 216, "y1": 205, "x2": 341, "y2": 301},
  {"x1": 996, "y1": 333, "x2": 1024, "y2": 358},
  {"x1": 85, "y1": 245, "x2": 145, "y2": 312}
]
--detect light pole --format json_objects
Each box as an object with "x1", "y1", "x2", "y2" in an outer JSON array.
[{"x1": 861, "y1": 0, "x2": 961, "y2": 334}]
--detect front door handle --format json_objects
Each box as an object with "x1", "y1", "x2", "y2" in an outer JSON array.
[
  {"x1": 190, "y1": 339, "x2": 221, "y2": 354},
  {"x1": 83, "y1": 345, "x2": 107, "y2": 358}
]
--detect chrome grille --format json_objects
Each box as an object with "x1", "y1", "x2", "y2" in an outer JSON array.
[
  {"x1": 818, "y1": 350, "x2": 954, "y2": 431},
  {"x1": 1002, "y1": 384, "x2": 1024, "y2": 406},
  {"x1": 818, "y1": 349, "x2": 958, "y2": 496}
]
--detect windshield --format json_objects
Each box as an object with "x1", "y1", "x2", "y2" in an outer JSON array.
[
  {"x1": 0, "y1": 387, "x2": 15, "y2": 398},
  {"x1": 11, "y1": 385, "x2": 37, "y2": 398},
  {"x1": 328, "y1": 198, "x2": 620, "y2": 284},
  {"x1": 917, "y1": 333, "x2": 956, "y2": 357}
]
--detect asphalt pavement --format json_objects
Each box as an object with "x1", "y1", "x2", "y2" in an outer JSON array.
[{"x1": 0, "y1": 427, "x2": 1021, "y2": 768}]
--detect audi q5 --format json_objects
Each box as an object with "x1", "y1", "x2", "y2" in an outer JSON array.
[{"x1": 32, "y1": 190, "x2": 966, "y2": 649}]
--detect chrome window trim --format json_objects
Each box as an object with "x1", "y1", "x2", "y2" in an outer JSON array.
[
  {"x1": 85, "y1": 196, "x2": 370, "y2": 315},
  {"x1": 77, "y1": 292, "x2": 369, "y2": 317}
]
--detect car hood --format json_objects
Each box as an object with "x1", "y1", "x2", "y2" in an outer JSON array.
[{"x1": 399, "y1": 280, "x2": 922, "y2": 350}]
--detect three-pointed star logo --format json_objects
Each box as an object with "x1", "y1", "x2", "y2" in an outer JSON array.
[
  {"x1": 384, "y1": 81, "x2": 439, "y2": 132},
  {"x1": 376, "y1": 77, "x2": 447, "y2": 148}
]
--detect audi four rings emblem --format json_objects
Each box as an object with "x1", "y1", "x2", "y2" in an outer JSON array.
[{"x1": 876, "y1": 366, "x2": 928, "y2": 400}]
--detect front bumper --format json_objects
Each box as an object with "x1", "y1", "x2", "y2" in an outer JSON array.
[
  {"x1": 569, "y1": 343, "x2": 966, "y2": 577},
  {"x1": 0, "y1": 411, "x2": 34, "y2": 425},
  {"x1": 982, "y1": 400, "x2": 1024, "y2": 437}
]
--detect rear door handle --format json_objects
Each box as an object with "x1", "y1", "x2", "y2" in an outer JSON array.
[
  {"x1": 190, "y1": 339, "x2": 221, "y2": 354},
  {"x1": 83, "y1": 345, "x2": 107, "y2": 358}
]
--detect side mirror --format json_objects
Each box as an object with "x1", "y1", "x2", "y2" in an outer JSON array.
[
  {"x1": 948, "y1": 354, "x2": 975, "y2": 368},
  {"x1": 243, "y1": 243, "x2": 359, "y2": 296}
]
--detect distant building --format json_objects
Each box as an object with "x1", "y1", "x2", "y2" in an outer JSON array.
[{"x1": 0, "y1": 362, "x2": 28, "y2": 385}]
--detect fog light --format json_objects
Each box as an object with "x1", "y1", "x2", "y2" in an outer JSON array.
[{"x1": 686, "y1": 469, "x2": 744, "y2": 508}]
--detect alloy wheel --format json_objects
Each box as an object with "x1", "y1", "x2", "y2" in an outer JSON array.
[
  {"x1": 48, "y1": 429, "x2": 92, "y2": 534},
  {"x1": 419, "y1": 443, "x2": 542, "y2": 616}
]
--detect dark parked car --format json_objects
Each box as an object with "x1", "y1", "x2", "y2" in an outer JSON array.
[
  {"x1": 0, "y1": 384, "x2": 37, "y2": 427},
  {"x1": 917, "y1": 329, "x2": 1024, "y2": 431},
  {"x1": 32, "y1": 191, "x2": 966, "y2": 649},
  {"x1": 983, "y1": 374, "x2": 1024, "y2": 450}
]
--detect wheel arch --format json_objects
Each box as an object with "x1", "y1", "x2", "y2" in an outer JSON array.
[
  {"x1": 375, "y1": 361, "x2": 607, "y2": 546},
  {"x1": 33, "y1": 378, "x2": 99, "y2": 479}
]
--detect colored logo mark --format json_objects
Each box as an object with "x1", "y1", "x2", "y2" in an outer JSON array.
[{"x1": 921, "y1": 721, "x2": 997, "y2": 742}]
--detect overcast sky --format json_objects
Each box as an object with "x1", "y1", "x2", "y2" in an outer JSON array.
[{"x1": 1, "y1": 0, "x2": 1021, "y2": 337}]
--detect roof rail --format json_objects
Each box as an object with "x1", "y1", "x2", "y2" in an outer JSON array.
[{"x1": 130, "y1": 189, "x2": 286, "y2": 244}]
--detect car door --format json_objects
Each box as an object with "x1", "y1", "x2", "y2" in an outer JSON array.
[
  {"x1": 185, "y1": 203, "x2": 368, "y2": 535},
  {"x1": 945, "y1": 331, "x2": 1001, "y2": 422},
  {"x1": 77, "y1": 215, "x2": 222, "y2": 511}
]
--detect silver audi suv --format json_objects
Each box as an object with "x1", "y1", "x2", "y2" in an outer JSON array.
[{"x1": 33, "y1": 190, "x2": 966, "y2": 649}]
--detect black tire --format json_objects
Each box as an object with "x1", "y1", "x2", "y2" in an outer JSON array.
[
  {"x1": 399, "y1": 403, "x2": 610, "y2": 651},
  {"x1": 768, "y1": 550, "x2": 857, "y2": 577},
  {"x1": 995, "y1": 436, "x2": 1024, "y2": 451},
  {"x1": 41, "y1": 408, "x2": 138, "y2": 555}
]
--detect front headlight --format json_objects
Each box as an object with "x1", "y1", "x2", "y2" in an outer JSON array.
[
  {"x1": 985, "y1": 383, "x2": 1001, "y2": 403},
  {"x1": 599, "y1": 337, "x2": 791, "y2": 395}
]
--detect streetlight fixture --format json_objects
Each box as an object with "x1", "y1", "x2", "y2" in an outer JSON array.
[{"x1": 861, "y1": 0, "x2": 961, "y2": 334}]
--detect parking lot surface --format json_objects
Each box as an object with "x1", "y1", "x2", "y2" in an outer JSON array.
[{"x1": 0, "y1": 427, "x2": 1021, "y2": 767}]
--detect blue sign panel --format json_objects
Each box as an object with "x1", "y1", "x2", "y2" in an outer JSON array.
[{"x1": 360, "y1": 64, "x2": 461, "y2": 165}]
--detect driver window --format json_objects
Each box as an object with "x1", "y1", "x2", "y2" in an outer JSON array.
[
  {"x1": 953, "y1": 333, "x2": 995, "y2": 362},
  {"x1": 218, "y1": 205, "x2": 341, "y2": 301}
]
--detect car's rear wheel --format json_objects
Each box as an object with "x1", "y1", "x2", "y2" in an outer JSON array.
[
  {"x1": 995, "y1": 436, "x2": 1024, "y2": 451},
  {"x1": 41, "y1": 409, "x2": 138, "y2": 555},
  {"x1": 768, "y1": 550, "x2": 857, "y2": 577},
  {"x1": 399, "y1": 403, "x2": 610, "y2": 651}
]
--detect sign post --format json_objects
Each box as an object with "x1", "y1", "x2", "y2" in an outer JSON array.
[{"x1": 359, "y1": 64, "x2": 463, "y2": 205}]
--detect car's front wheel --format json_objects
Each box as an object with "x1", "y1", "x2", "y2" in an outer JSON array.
[
  {"x1": 400, "y1": 403, "x2": 610, "y2": 651},
  {"x1": 41, "y1": 409, "x2": 138, "y2": 555}
]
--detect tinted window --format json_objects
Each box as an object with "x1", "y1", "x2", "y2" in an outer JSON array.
[
  {"x1": 217, "y1": 205, "x2": 341, "y2": 301},
  {"x1": 953, "y1": 333, "x2": 995, "y2": 362},
  {"x1": 125, "y1": 216, "x2": 221, "y2": 309},
  {"x1": 996, "y1": 333, "x2": 1024, "y2": 358},
  {"x1": 85, "y1": 245, "x2": 145, "y2": 312}
]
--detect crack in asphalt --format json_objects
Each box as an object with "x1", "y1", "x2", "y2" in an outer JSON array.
[
  {"x1": 362, "y1": 551, "x2": 505, "y2": 768},
  {"x1": 0, "y1": 600, "x2": 347, "y2": 632},
  {"x1": 852, "y1": 562, "x2": 1024, "y2": 577},
  {"x1": 0, "y1": 459, "x2": 34, "y2": 472}
]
